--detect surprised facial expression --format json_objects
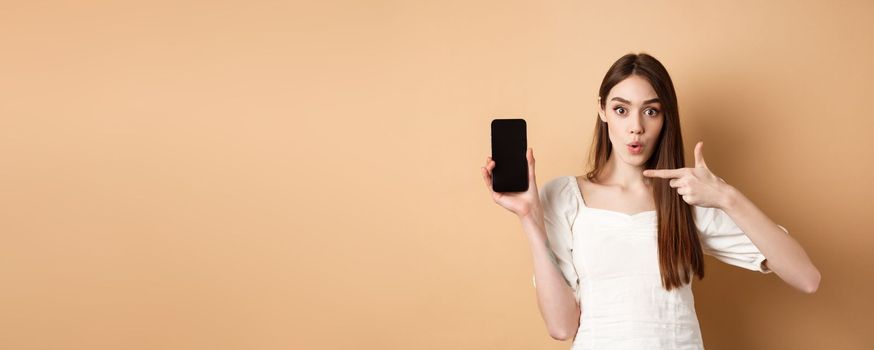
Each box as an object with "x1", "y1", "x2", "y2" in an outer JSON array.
[{"x1": 599, "y1": 75, "x2": 665, "y2": 166}]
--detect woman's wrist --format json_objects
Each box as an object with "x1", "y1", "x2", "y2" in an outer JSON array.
[
  {"x1": 518, "y1": 204, "x2": 542, "y2": 224},
  {"x1": 718, "y1": 183, "x2": 741, "y2": 211},
  {"x1": 519, "y1": 206, "x2": 547, "y2": 241}
]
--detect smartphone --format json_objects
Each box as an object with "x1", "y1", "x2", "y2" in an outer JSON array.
[{"x1": 490, "y1": 118, "x2": 528, "y2": 192}]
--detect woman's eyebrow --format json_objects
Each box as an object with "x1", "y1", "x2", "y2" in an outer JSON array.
[{"x1": 610, "y1": 97, "x2": 661, "y2": 105}]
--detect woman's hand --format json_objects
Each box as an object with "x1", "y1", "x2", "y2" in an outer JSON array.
[
  {"x1": 481, "y1": 147, "x2": 541, "y2": 219},
  {"x1": 642, "y1": 141, "x2": 733, "y2": 209}
]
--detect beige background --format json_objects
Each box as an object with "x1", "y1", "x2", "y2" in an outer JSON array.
[{"x1": 1, "y1": 1, "x2": 873, "y2": 349}]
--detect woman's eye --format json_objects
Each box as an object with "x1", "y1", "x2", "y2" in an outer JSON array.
[
  {"x1": 645, "y1": 108, "x2": 660, "y2": 116},
  {"x1": 614, "y1": 107, "x2": 626, "y2": 115}
]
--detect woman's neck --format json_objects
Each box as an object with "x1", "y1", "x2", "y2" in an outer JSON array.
[{"x1": 597, "y1": 153, "x2": 651, "y2": 190}]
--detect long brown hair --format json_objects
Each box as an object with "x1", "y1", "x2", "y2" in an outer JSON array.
[{"x1": 584, "y1": 52, "x2": 705, "y2": 291}]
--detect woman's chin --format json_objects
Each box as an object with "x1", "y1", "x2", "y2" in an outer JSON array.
[{"x1": 618, "y1": 151, "x2": 644, "y2": 162}]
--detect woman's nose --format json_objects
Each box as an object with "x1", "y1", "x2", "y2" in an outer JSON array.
[{"x1": 629, "y1": 116, "x2": 644, "y2": 134}]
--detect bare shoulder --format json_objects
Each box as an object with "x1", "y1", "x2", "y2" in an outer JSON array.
[
  {"x1": 574, "y1": 174, "x2": 605, "y2": 194},
  {"x1": 574, "y1": 175, "x2": 594, "y2": 189}
]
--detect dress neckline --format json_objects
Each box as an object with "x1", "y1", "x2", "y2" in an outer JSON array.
[{"x1": 568, "y1": 175, "x2": 657, "y2": 218}]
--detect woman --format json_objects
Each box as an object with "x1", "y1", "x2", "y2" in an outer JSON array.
[{"x1": 479, "y1": 53, "x2": 821, "y2": 349}]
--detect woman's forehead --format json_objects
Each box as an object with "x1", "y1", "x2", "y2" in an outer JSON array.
[{"x1": 607, "y1": 76, "x2": 658, "y2": 103}]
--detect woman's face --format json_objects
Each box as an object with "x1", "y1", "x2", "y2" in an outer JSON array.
[{"x1": 598, "y1": 75, "x2": 665, "y2": 167}]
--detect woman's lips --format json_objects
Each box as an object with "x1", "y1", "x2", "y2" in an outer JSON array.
[{"x1": 627, "y1": 144, "x2": 643, "y2": 155}]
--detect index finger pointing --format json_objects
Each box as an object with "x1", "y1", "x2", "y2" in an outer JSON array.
[{"x1": 642, "y1": 168, "x2": 685, "y2": 178}]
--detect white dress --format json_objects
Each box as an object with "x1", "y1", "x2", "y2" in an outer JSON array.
[{"x1": 533, "y1": 175, "x2": 788, "y2": 349}]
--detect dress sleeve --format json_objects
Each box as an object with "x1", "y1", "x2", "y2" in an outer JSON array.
[
  {"x1": 693, "y1": 205, "x2": 789, "y2": 274},
  {"x1": 532, "y1": 176, "x2": 581, "y2": 301}
]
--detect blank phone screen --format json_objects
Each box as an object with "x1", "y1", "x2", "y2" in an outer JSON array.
[{"x1": 490, "y1": 119, "x2": 528, "y2": 192}]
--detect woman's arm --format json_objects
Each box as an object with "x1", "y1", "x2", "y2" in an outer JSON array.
[
  {"x1": 719, "y1": 185, "x2": 821, "y2": 293},
  {"x1": 643, "y1": 141, "x2": 821, "y2": 294},
  {"x1": 480, "y1": 149, "x2": 580, "y2": 339},
  {"x1": 520, "y1": 207, "x2": 581, "y2": 341}
]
